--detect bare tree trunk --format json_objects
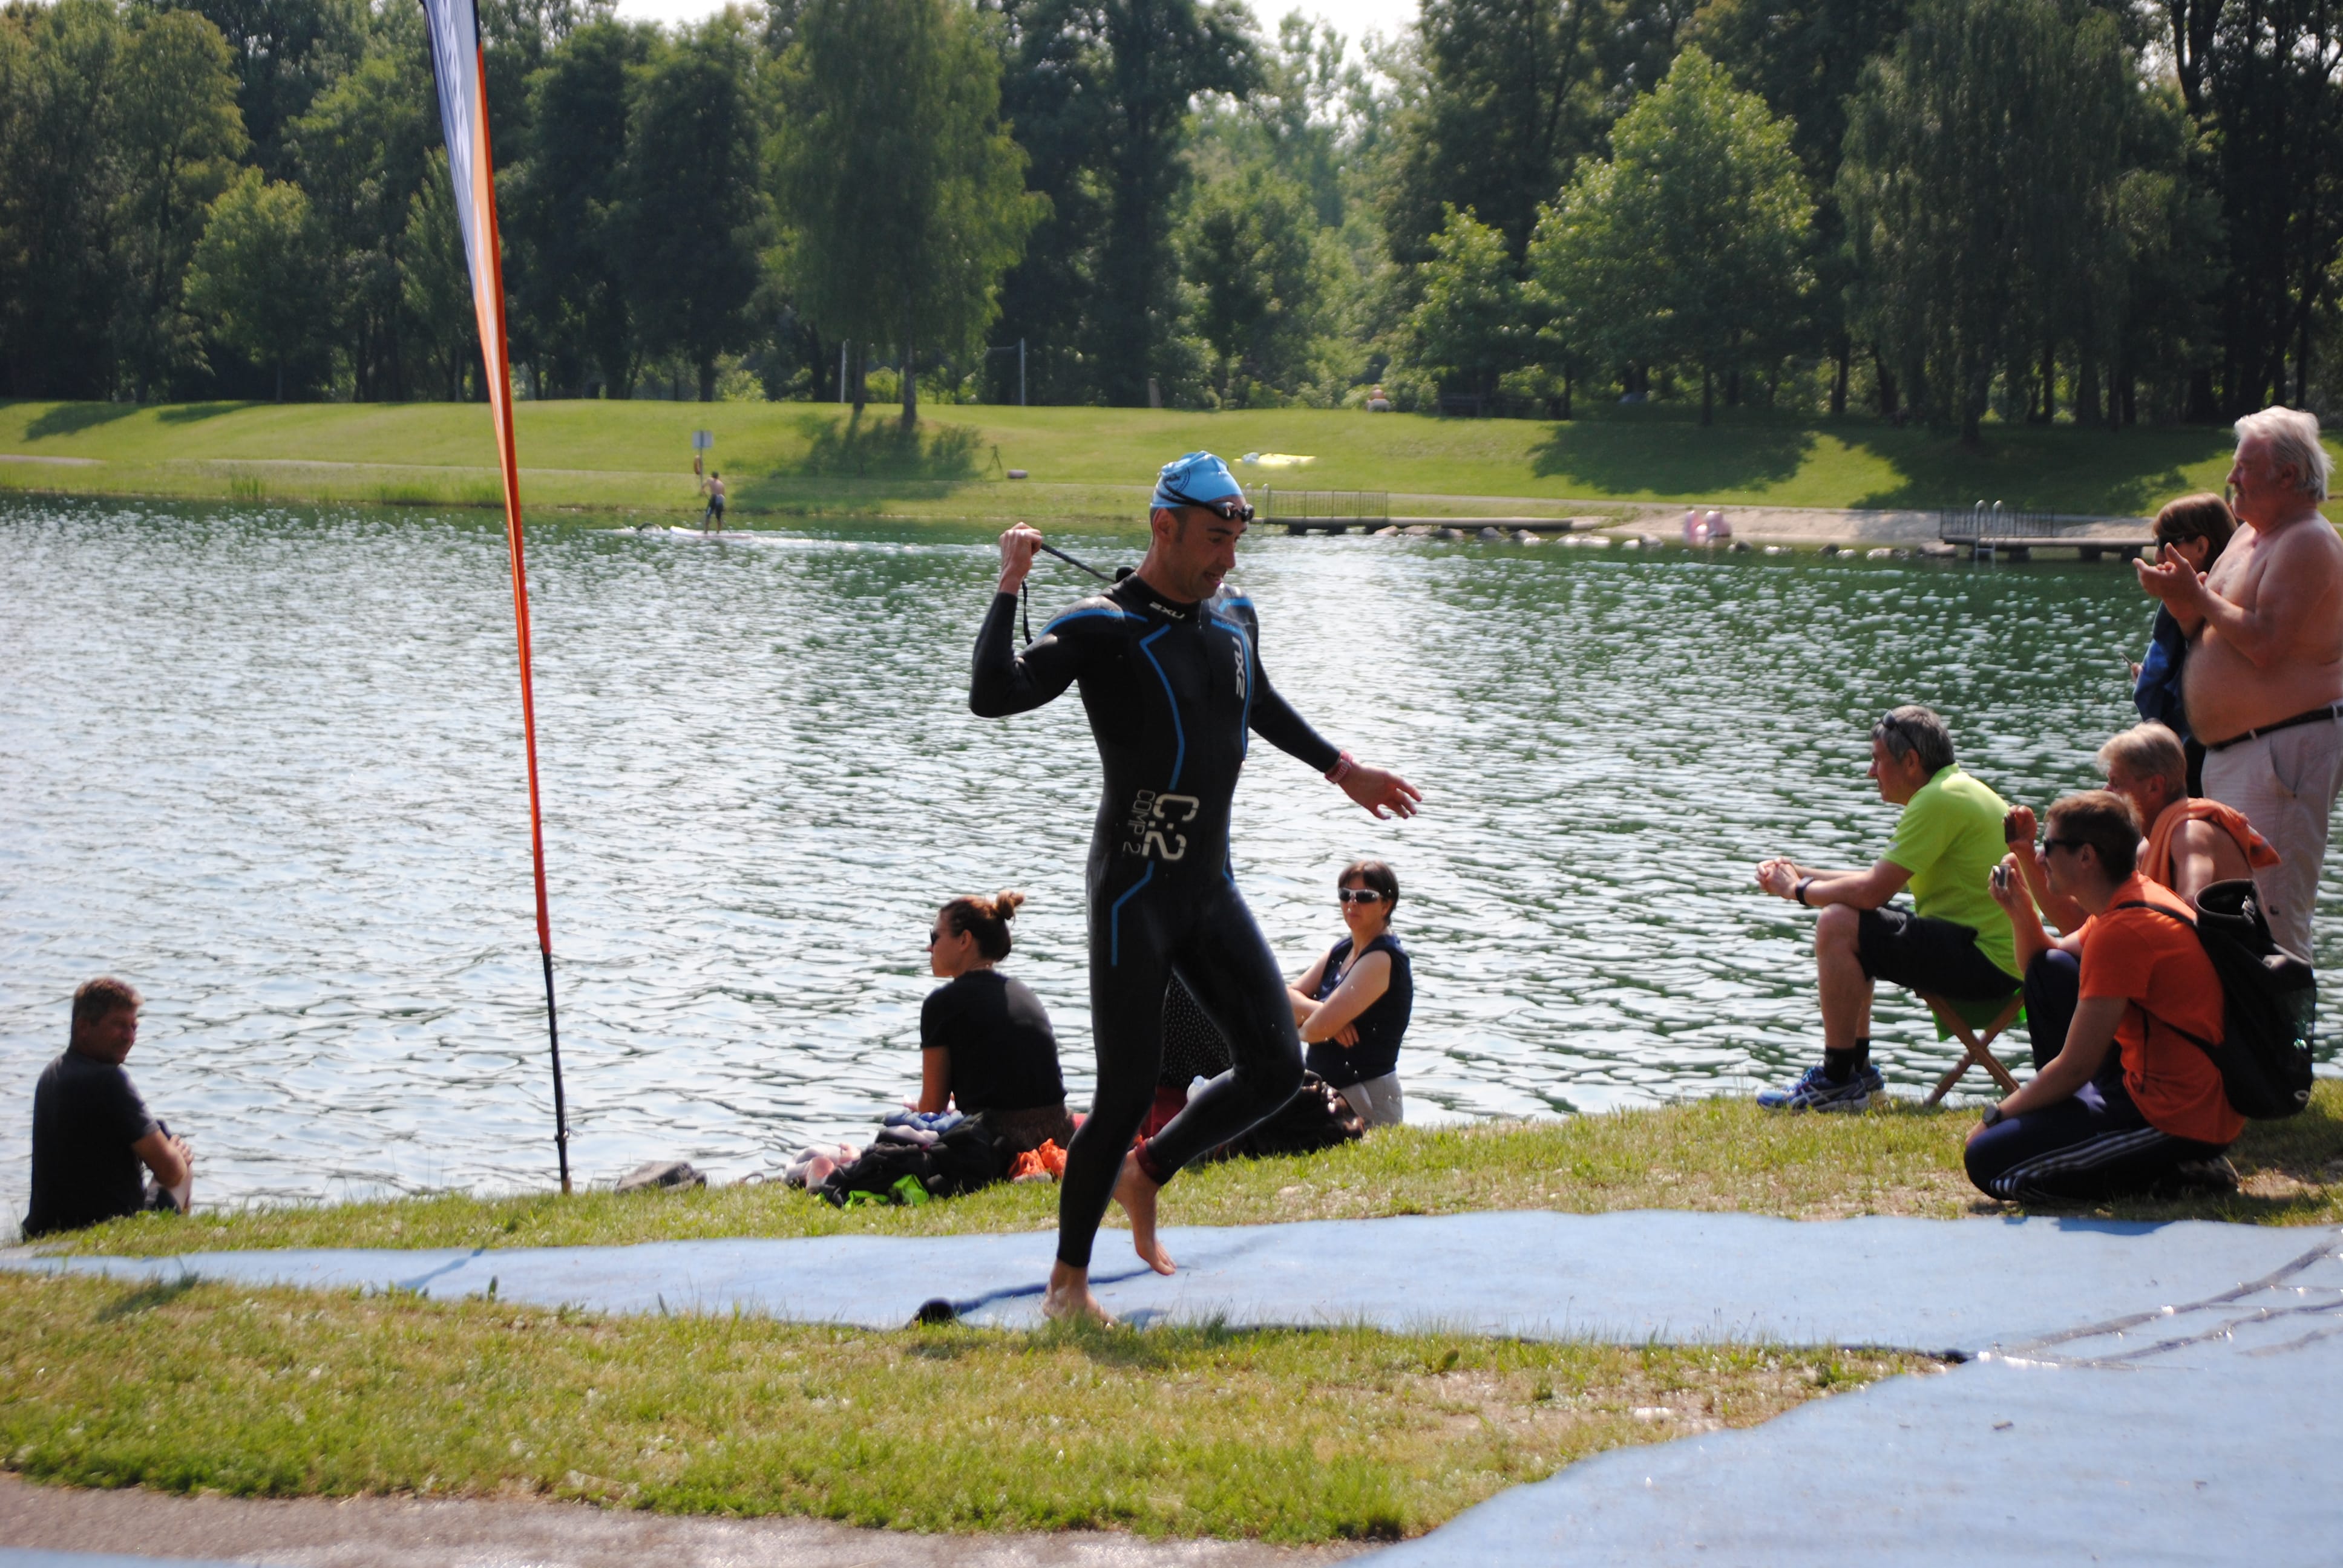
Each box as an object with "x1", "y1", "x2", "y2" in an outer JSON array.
[
  {"x1": 1830, "y1": 334, "x2": 1850, "y2": 417},
  {"x1": 1700, "y1": 366, "x2": 1714, "y2": 426},
  {"x1": 902, "y1": 304, "x2": 919, "y2": 431},
  {"x1": 850, "y1": 340, "x2": 865, "y2": 416},
  {"x1": 699, "y1": 357, "x2": 716, "y2": 402}
]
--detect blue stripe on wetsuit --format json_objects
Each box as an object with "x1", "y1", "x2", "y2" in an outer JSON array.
[
  {"x1": 1137, "y1": 623, "x2": 1185, "y2": 790},
  {"x1": 1108, "y1": 864, "x2": 1153, "y2": 967},
  {"x1": 1210, "y1": 612, "x2": 1256, "y2": 759}
]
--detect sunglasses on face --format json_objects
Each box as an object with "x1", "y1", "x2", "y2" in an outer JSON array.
[
  {"x1": 926, "y1": 927, "x2": 948, "y2": 946},
  {"x1": 2042, "y1": 837, "x2": 2085, "y2": 857},
  {"x1": 1337, "y1": 888, "x2": 1384, "y2": 906}
]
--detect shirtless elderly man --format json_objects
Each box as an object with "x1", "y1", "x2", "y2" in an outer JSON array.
[{"x1": 2138, "y1": 406, "x2": 2343, "y2": 960}]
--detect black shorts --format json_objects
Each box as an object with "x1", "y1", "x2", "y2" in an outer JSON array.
[{"x1": 1856, "y1": 906, "x2": 2019, "y2": 1002}]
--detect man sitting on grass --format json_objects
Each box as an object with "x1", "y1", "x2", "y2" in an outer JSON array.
[
  {"x1": 24, "y1": 978, "x2": 193, "y2": 1238},
  {"x1": 1967, "y1": 792, "x2": 2240, "y2": 1201},
  {"x1": 1754, "y1": 706, "x2": 2019, "y2": 1110}
]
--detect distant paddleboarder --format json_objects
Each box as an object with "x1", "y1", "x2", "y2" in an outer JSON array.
[
  {"x1": 969, "y1": 451, "x2": 1421, "y2": 1323},
  {"x1": 700, "y1": 471, "x2": 727, "y2": 531}
]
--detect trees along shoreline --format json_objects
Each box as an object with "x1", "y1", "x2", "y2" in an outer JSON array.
[{"x1": 2, "y1": 0, "x2": 2338, "y2": 428}]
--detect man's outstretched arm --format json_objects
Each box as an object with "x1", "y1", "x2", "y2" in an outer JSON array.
[{"x1": 971, "y1": 524, "x2": 1088, "y2": 717}]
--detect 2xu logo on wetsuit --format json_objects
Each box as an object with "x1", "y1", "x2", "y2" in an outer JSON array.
[{"x1": 1124, "y1": 790, "x2": 1202, "y2": 860}]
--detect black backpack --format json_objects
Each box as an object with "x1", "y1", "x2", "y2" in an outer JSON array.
[{"x1": 2118, "y1": 880, "x2": 2316, "y2": 1120}]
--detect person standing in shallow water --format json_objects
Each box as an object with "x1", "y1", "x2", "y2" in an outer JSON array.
[{"x1": 969, "y1": 451, "x2": 1421, "y2": 1324}]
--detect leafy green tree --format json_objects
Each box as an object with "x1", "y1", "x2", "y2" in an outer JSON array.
[
  {"x1": 617, "y1": 15, "x2": 772, "y2": 402},
  {"x1": 508, "y1": 18, "x2": 652, "y2": 397},
  {"x1": 184, "y1": 166, "x2": 332, "y2": 398},
  {"x1": 1181, "y1": 165, "x2": 1335, "y2": 403},
  {"x1": 401, "y1": 149, "x2": 478, "y2": 402},
  {"x1": 1382, "y1": 0, "x2": 1602, "y2": 268},
  {"x1": 2162, "y1": 0, "x2": 2343, "y2": 413},
  {"x1": 287, "y1": 10, "x2": 439, "y2": 399},
  {"x1": 153, "y1": 0, "x2": 364, "y2": 177},
  {"x1": 0, "y1": 0, "x2": 125, "y2": 397},
  {"x1": 1690, "y1": 0, "x2": 1908, "y2": 412},
  {"x1": 111, "y1": 8, "x2": 248, "y2": 400},
  {"x1": 1839, "y1": 0, "x2": 2134, "y2": 443},
  {"x1": 1404, "y1": 205, "x2": 1524, "y2": 403},
  {"x1": 992, "y1": 0, "x2": 1257, "y2": 405},
  {"x1": 1527, "y1": 47, "x2": 1809, "y2": 424},
  {"x1": 775, "y1": 0, "x2": 1039, "y2": 426}
]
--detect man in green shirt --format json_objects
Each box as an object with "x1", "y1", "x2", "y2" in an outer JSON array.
[{"x1": 1753, "y1": 706, "x2": 2022, "y2": 1110}]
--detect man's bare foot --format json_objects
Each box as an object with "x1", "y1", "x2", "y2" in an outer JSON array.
[
  {"x1": 1042, "y1": 1261, "x2": 1113, "y2": 1325},
  {"x1": 1113, "y1": 1152, "x2": 1175, "y2": 1275}
]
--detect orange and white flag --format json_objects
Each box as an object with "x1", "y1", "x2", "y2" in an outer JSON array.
[{"x1": 418, "y1": 0, "x2": 573, "y2": 1191}]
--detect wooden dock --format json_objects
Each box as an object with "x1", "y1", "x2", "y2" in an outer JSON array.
[
  {"x1": 1280, "y1": 516, "x2": 1593, "y2": 536},
  {"x1": 1939, "y1": 506, "x2": 2152, "y2": 561}
]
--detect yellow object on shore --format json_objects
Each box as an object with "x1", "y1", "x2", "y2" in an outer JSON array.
[{"x1": 1241, "y1": 452, "x2": 1316, "y2": 467}]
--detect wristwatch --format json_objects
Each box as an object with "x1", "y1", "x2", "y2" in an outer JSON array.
[{"x1": 1981, "y1": 1106, "x2": 2007, "y2": 1128}]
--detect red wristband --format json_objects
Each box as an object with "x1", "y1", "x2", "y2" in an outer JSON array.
[{"x1": 1325, "y1": 750, "x2": 1357, "y2": 785}]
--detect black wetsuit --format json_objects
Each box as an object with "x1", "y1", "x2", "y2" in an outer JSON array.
[{"x1": 971, "y1": 572, "x2": 1340, "y2": 1267}]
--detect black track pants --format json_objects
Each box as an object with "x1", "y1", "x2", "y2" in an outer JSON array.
[{"x1": 1056, "y1": 875, "x2": 1303, "y2": 1269}]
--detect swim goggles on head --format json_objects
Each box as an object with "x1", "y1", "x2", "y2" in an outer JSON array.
[{"x1": 1152, "y1": 452, "x2": 1255, "y2": 521}]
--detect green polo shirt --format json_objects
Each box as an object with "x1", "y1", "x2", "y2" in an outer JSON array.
[{"x1": 1882, "y1": 765, "x2": 2018, "y2": 980}]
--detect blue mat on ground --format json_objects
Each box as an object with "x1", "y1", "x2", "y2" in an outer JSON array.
[
  {"x1": 1380, "y1": 1233, "x2": 2343, "y2": 1566},
  {"x1": 5, "y1": 1214, "x2": 2340, "y2": 1564},
  {"x1": 4, "y1": 1210, "x2": 2330, "y2": 1356}
]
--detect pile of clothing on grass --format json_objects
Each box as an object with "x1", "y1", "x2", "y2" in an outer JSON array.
[{"x1": 779, "y1": 1076, "x2": 1363, "y2": 1209}]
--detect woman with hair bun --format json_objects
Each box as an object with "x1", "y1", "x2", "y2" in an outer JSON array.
[
  {"x1": 919, "y1": 891, "x2": 1074, "y2": 1151},
  {"x1": 1287, "y1": 860, "x2": 1414, "y2": 1128}
]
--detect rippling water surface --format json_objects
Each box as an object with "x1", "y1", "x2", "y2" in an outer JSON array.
[{"x1": 4, "y1": 500, "x2": 2337, "y2": 1225}]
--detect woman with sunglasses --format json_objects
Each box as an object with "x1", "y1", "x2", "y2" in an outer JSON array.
[
  {"x1": 918, "y1": 892, "x2": 1073, "y2": 1153},
  {"x1": 1287, "y1": 861, "x2": 1414, "y2": 1127}
]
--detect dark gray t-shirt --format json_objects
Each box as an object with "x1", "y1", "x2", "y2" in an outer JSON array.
[{"x1": 25, "y1": 1049, "x2": 157, "y2": 1238}]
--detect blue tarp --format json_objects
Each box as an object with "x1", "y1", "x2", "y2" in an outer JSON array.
[
  {"x1": 8, "y1": 1214, "x2": 2340, "y2": 1564},
  {"x1": 1381, "y1": 1229, "x2": 2343, "y2": 1566},
  {"x1": 7, "y1": 1210, "x2": 2327, "y2": 1354}
]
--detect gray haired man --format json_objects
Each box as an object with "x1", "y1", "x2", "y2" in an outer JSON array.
[
  {"x1": 2138, "y1": 405, "x2": 2343, "y2": 960},
  {"x1": 1753, "y1": 707, "x2": 2021, "y2": 1109}
]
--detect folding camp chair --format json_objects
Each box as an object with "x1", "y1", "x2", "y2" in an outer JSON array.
[{"x1": 1917, "y1": 991, "x2": 2025, "y2": 1106}]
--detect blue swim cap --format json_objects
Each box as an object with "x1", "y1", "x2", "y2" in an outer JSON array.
[{"x1": 1152, "y1": 451, "x2": 1246, "y2": 512}]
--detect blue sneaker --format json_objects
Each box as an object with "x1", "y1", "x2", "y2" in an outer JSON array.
[{"x1": 1757, "y1": 1063, "x2": 1885, "y2": 1112}]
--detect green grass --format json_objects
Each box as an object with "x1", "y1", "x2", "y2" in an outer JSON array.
[
  {"x1": 0, "y1": 398, "x2": 2283, "y2": 522},
  {"x1": 43, "y1": 1086, "x2": 2343, "y2": 1261},
  {"x1": 0, "y1": 1271, "x2": 1921, "y2": 1541}
]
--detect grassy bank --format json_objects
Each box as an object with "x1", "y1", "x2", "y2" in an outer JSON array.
[
  {"x1": 0, "y1": 1271, "x2": 1919, "y2": 1542},
  {"x1": 41, "y1": 1087, "x2": 2343, "y2": 1260},
  {"x1": 0, "y1": 398, "x2": 2273, "y2": 522}
]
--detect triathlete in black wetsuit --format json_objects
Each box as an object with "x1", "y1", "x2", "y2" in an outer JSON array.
[{"x1": 971, "y1": 451, "x2": 1420, "y2": 1322}]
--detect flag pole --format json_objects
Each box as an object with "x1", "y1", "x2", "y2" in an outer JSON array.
[
  {"x1": 473, "y1": 49, "x2": 571, "y2": 1197},
  {"x1": 421, "y1": 0, "x2": 570, "y2": 1194}
]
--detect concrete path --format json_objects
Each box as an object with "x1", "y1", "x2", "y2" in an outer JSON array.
[{"x1": 0, "y1": 1475, "x2": 1354, "y2": 1567}]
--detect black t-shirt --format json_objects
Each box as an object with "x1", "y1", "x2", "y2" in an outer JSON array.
[
  {"x1": 919, "y1": 971, "x2": 1065, "y2": 1114},
  {"x1": 25, "y1": 1048, "x2": 159, "y2": 1238}
]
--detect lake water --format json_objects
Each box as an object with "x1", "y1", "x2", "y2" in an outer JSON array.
[{"x1": 4, "y1": 500, "x2": 2337, "y2": 1226}]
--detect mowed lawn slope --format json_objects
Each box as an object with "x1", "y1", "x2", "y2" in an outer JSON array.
[{"x1": 0, "y1": 398, "x2": 2267, "y2": 521}]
